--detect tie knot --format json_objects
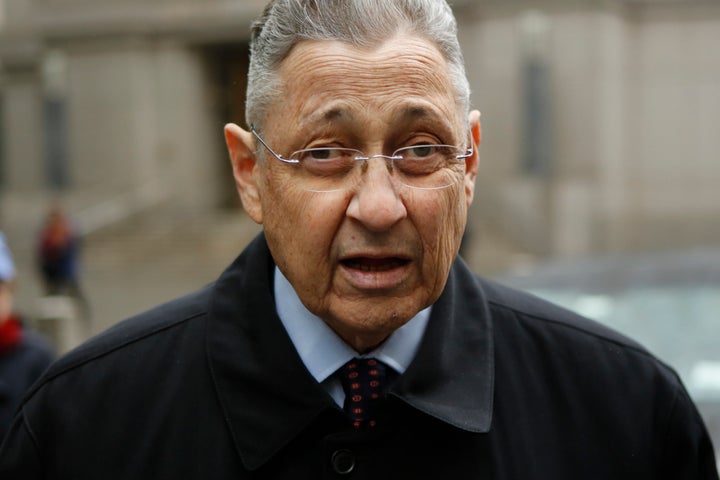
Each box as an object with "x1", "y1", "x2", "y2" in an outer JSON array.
[{"x1": 339, "y1": 358, "x2": 388, "y2": 428}]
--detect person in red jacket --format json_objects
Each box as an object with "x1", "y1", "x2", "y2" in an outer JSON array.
[{"x1": 0, "y1": 232, "x2": 55, "y2": 440}]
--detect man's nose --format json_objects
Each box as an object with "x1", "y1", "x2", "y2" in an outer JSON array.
[{"x1": 345, "y1": 158, "x2": 407, "y2": 231}]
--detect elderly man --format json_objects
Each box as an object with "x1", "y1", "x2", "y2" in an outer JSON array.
[{"x1": 0, "y1": 0, "x2": 717, "y2": 478}]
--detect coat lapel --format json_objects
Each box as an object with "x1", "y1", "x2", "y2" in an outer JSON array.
[
  {"x1": 390, "y1": 257, "x2": 495, "y2": 433},
  {"x1": 206, "y1": 235, "x2": 336, "y2": 470}
]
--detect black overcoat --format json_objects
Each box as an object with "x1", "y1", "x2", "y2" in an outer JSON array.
[{"x1": 0, "y1": 234, "x2": 717, "y2": 479}]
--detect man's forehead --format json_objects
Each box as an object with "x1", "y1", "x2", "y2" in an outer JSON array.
[
  {"x1": 268, "y1": 36, "x2": 462, "y2": 131},
  {"x1": 279, "y1": 35, "x2": 449, "y2": 73}
]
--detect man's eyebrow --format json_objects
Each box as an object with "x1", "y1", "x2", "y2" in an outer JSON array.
[
  {"x1": 324, "y1": 107, "x2": 350, "y2": 122},
  {"x1": 306, "y1": 104, "x2": 439, "y2": 125},
  {"x1": 392, "y1": 104, "x2": 444, "y2": 125},
  {"x1": 305, "y1": 105, "x2": 355, "y2": 125},
  {"x1": 399, "y1": 105, "x2": 431, "y2": 119}
]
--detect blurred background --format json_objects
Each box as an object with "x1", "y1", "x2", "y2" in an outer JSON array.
[
  {"x1": 2, "y1": 0, "x2": 720, "y2": 463},
  {"x1": 0, "y1": 0, "x2": 718, "y2": 353}
]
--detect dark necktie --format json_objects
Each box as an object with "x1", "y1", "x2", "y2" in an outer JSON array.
[{"x1": 339, "y1": 358, "x2": 388, "y2": 428}]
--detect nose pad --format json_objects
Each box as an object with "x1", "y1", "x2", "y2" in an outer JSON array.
[
  {"x1": 359, "y1": 155, "x2": 396, "y2": 177},
  {"x1": 357, "y1": 157, "x2": 397, "y2": 189}
]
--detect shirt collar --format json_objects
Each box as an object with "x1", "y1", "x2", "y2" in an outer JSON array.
[{"x1": 274, "y1": 266, "x2": 431, "y2": 382}]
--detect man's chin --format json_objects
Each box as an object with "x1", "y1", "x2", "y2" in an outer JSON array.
[{"x1": 319, "y1": 302, "x2": 420, "y2": 351}]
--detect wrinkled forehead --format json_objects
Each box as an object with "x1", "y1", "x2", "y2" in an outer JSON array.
[{"x1": 267, "y1": 36, "x2": 466, "y2": 136}]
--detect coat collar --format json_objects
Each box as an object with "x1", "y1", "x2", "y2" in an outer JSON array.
[{"x1": 206, "y1": 234, "x2": 495, "y2": 470}]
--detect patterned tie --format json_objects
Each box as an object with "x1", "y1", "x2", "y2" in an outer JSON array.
[{"x1": 339, "y1": 358, "x2": 388, "y2": 428}]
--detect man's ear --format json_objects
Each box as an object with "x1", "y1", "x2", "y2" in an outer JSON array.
[
  {"x1": 224, "y1": 123, "x2": 263, "y2": 224},
  {"x1": 464, "y1": 110, "x2": 482, "y2": 207}
]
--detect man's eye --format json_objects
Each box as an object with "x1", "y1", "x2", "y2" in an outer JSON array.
[
  {"x1": 296, "y1": 148, "x2": 356, "y2": 176},
  {"x1": 295, "y1": 148, "x2": 355, "y2": 162},
  {"x1": 395, "y1": 145, "x2": 454, "y2": 176},
  {"x1": 405, "y1": 145, "x2": 435, "y2": 158},
  {"x1": 303, "y1": 148, "x2": 335, "y2": 161}
]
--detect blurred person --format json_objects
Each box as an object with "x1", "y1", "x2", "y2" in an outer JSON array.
[
  {"x1": 1, "y1": 1, "x2": 717, "y2": 478},
  {"x1": 0, "y1": 232, "x2": 55, "y2": 441},
  {"x1": 36, "y1": 204, "x2": 90, "y2": 320}
]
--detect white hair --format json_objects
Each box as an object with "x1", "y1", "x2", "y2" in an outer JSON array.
[{"x1": 246, "y1": 0, "x2": 471, "y2": 132}]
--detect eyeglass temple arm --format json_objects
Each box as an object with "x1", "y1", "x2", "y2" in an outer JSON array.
[
  {"x1": 250, "y1": 124, "x2": 296, "y2": 163},
  {"x1": 458, "y1": 133, "x2": 474, "y2": 159}
]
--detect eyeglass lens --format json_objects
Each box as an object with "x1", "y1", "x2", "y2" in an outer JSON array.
[{"x1": 289, "y1": 146, "x2": 466, "y2": 192}]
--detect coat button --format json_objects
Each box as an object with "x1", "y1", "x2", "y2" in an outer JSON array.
[{"x1": 331, "y1": 449, "x2": 355, "y2": 475}]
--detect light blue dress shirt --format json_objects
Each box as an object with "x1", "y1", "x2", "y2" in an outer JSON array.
[{"x1": 274, "y1": 267, "x2": 431, "y2": 407}]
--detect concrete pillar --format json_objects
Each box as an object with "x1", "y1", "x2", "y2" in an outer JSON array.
[
  {"x1": 152, "y1": 43, "x2": 223, "y2": 210},
  {"x1": 593, "y1": 11, "x2": 631, "y2": 253},
  {"x1": 64, "y1": 39, "x2": 221, "y2": 208},
  {"x1": 65, "y1": 39, "x2": 160, "y2": 194},
  {"x1": 1, "y1": 66, "x2": 45, "y2": 192}
]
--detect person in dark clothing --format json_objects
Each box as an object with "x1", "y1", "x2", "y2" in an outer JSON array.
[
  {"x1": 36, "y1": 204, "x2": 90, "y2": 320},
  {"x1": 0, "y1": 1, "x2": 716, "y2": 478},
  {"x1": 0, "y1": 232, "x2": 55, "y2": 441}
]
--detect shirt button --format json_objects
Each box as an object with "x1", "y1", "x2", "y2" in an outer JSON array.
[{"x1": 331, "y1": 449, "x2": 356, "y2": 475}]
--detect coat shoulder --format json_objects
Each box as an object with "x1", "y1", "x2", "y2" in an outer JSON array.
[
  {"x1": 478, "y1": 276, "x2": 660, "y2": 360},
  {"x1": 38, "y1": 284, "x2": 213, "y2": 384},
  {"x1": 477, "y1": 275, "x2": 688, "y2": 404}
]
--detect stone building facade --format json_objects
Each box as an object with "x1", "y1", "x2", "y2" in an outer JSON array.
[
  {"x1": 1, "y1": 0, "x2": 719, "y2": 258},
  {"x1": 460, "y1": 0, "x2": 720, "y2": 258}
]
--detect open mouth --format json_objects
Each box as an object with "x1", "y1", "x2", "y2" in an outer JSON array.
[{"x1": 341, "y1": 257, "x2": 410, "y2": 272}]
